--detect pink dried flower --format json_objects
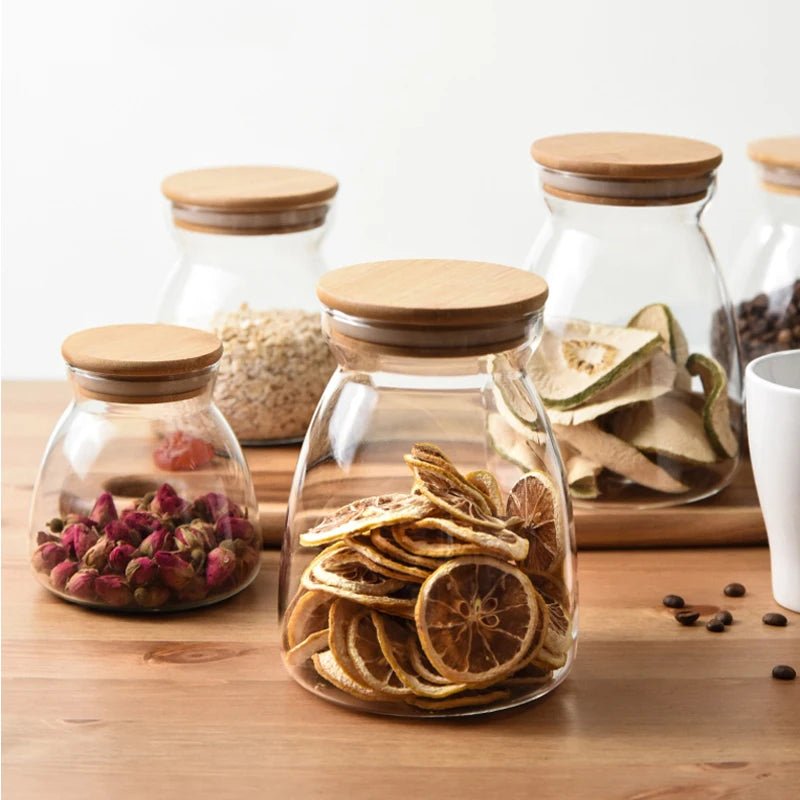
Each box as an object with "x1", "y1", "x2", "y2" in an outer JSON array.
[
  {"x1": 82, "y1": 535, "x2": 115, "y2": 571},
  {"x1": 89, "y1": 492, "x2": 118, "y2": 528},
  {"x1": 48, "y1": 517, "x2": 64, "y2": 533},
  {"x1": 103, "y1": 520, "x2": 142, "y2": 548},
  {"x1": 125, "y1": 556, "x2": 157, "y2": 588},
  {"x1": 120, "y1": 510, "x2": 162, "y2": 536},
  {"x1": 234, "y1": 544, "x2": 260, "y2": 584},
  {"x1": 94, "y1": 575, "x2": 133, "y2": 607},
  {"x1": 155, "y1": 551, "x2": 195, "y2": 590},
  {"x1": 62, "y1": 523, "x2": 99, "y2": 561},
  {"x1": 174, "y1": 521, "x2": 216, "y2": 553},
  {"x1": 215, "y1": 515, "x2": 256, "y2": 544},
  {"x1": 139, "y1": 527, "x2": 175, "y2": 557},
  {"x1": 150, "y1": 483, "x2": 191, "y2": 520},
  {"x1": 31, "y1": 542, "x2": 67, "y2": 572},
  {"x1": 49, "y1": 560, "x2": 79, "y2": 591},
  {"x1": 205, "y1": 546, "x2": 237, "y2": 591},
  {"x1": 107, "y1": 543, "x2": 137, "y2": 573},
  {"x1": 176, "y1": 576, "x2": 208, "y2": 603},
  {"x1": 193, "y1": 492, "x2": 242, "y2": 523},
  {"x1": 37, "y1": 530, "x2": 62, "y2": 546},
  {"x1": 65, "y1": 569, "x2": 98, "y2": 601},
  {"x1": 133, "y1": 586, "x2": 171, "y2": 609},
  {"x1": 63, "y1": 513, "x2": 96, "y2": 528}
]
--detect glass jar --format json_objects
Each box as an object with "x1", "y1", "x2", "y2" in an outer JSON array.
[
  {"x1": 526, "y1": 133, "x2": 742, "y2": 508},
  {"x1": 157, "y1": 165, "x2": 339, "y2": 445},
  {"x1": 279, "y1": 259, "x2": 577, "y2": 717},
  {"x1": 725, "y1": 137, "x2": 800, "y2": 366},
  {"x1": 29, "y1": 324, "x2": 261, "y2": 612}
]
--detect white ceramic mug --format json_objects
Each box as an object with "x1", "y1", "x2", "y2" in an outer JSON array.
[{"x1": 746, "y1": 349, "x2": 800, "y2": 612}]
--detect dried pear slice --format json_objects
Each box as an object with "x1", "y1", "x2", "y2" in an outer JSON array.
[
  {"x1": 611, "y1": 393, "x2": 718, "y2": 465},
  {"x1": 299, "y1": 493, "x2": 436, "y2": 547},
  {"x1": 628, "y1": 303, "x2": 689, "y2": 364},
  {"x1": 529, "y1": 320, "x2": 663, "y2": 409},
  {"x1": 546, "y1": 351, "x2": 677, "y2": 426},
  {"x1": 565, "y1": 454, "x2": 602, "y2": 499},
  {"x1": 686, "y1": 353, "x2": 739, "y2": 459},
  {"x1": 489, "y1": 353, "x2": 549, "y2": 444},
  {"x1": 311, "y1": 650, "x2": 388, "y2": 703},
  {"x1": 487, "y1": 413, "x2": 545, "y2": 473},
  {"x1": 554, "y1": 421, "x2": 688, "y2": 494},
  {"x1": 410, "y1": 517, "x2": 529, "y2": 562}
]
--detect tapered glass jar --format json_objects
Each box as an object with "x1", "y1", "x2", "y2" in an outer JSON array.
[
  {"x1": 157, "y1": 166, "x2": 339, "y2": 445},
  {"x1": 526, "y1": 133, "x2": 742, "y2": 508},
  {"x1": 725, "y1": 137, "x2": 800, "y2": 366},
  {"x1": 29, "y1": 324, "x2": 261, "y2": 612},
  {"x1": 279, "y1": 259, "x2": 577, "y2": 717}
]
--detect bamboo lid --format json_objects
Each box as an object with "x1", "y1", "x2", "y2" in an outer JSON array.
[
  {"x1": 748, "y1": 137, "x2": 800, "y2": 196},
  {"x1": 317, "y1": 260, "x2": 547, "y2": 355},
  {"x1": 161, "y1": 166, "x2": 338, "y2": 234},
  {"x1": 531, "y1": 133, "x2": 722, "y2": 206},
  {"x1": 62, "y1": 324, "x2": 223, "y2": 402}
]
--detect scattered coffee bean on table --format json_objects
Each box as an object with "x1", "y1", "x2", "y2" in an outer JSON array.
[
  {"x1": 763, "y1": 612, "x2": 788, "y2": 627},
  {"x1": 713, "y1": 610, "x2": 733, "y2": 626},
  {"x1": 772, "y1": 665, "x2": 797, "y2": 681},
  {"x1": 706, "y1": 619, "x2": 725, "y2": 633},
  {"x1": 662, "y1": 594, "x2": 685, "y2": 609},
  {"x1": 675, "y1": 610, "x2": 700, "y2": 626},
  {"x1": 724, "y1": 583, "x2": 746, "y2": 597}
]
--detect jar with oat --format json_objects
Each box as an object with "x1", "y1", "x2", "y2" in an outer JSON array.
[{"x1": 157, "y1": 166, "x2": 339, "y2": 444}]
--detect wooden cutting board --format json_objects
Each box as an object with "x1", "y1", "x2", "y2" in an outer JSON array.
[{"x1": 248, "y1": 445, "x2": 766, "y2": 549}]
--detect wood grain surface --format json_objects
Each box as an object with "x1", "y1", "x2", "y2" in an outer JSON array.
[{"x1": 3, "y1": 380, "x2": 798, "y2": 799}]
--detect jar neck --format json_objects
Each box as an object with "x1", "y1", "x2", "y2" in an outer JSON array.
[{"x1": 760, "y1": 186, "x2": 800, "y2": 227}]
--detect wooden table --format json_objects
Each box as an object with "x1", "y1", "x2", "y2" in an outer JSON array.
[{"x1": 3, "y1": 382, "x2": 799, "y2": 799}]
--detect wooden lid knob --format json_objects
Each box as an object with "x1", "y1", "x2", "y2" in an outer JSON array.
[
  {"x1": 316, "y1": 260, "x2": 547, "y2": 355},
  {"x1": 62, "y1": 324, "x2": 223, "y2": 378}
]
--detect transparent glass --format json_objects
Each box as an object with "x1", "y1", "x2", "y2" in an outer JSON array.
[
  {"x1": 156, "y1": 223, "x2": 336, "y2": 444},
  {"x1": 279, "y1": 313, "x2": 578, "y2": 717},
  {"x1": 29, "y1": 370, "x2": 261, "y2": 612},
  {"x1": 526, "y1": 190, "x2": 742, "y2": 508},
  {"x1": 727, "y1": 189, "x2": 800, "y2": 366}
]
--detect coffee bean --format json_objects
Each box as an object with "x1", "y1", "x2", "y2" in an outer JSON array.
[
  {"x1": 706, "y1": 619, "x2": 725, "y2": 633},
  {"x1": 763, "y1": 612, "x2": 788, "y2": 627},
  {"x1": 724, "y1": 583, "x2": 746, "y2": 597},
  {"x1": 662, "y1": 594, "x2": 685, "y2": 609},
  {"x1": 675, "y1": 610, "x2": 700, "y2": 626},
  {"x1": 772, "y1": 665, "x2": 796, "y2": 681},
  {"x1": 713, "y1": 610, "x2": 733, "y2": 626}
]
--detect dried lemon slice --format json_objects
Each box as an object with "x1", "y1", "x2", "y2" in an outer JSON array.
[
  {"x1": 285, "y1": 589, "x2": 334, "y2": 649},
  {"x1": 393, "y1": 526, "x2": 485, "y2": 559},
  {"x1": 285, "y1": 629, "x2": 329, "y2": 667},
  {"x1": 302, "y1": 568, "x2": 417, "y2": 618},
  {"x1": 415, "y1": 555, "x2": 539, "y2": 685},
  {"x1": 347, "y1": 610, "x2": 412, "y2": 696},
  {"x1": 464, "y1": 470, "x2": 504, "y2": 516},
  {"x1": 506, "y1": 472, "x2": 566, "y2": 574},
  {"x1": 311, "y1": 650, "x2": 387, "y2": 703},
  {"x1": 501, "y1": 662, "x2": 553, "y2": 686},
  {"x1": 345, "y1": 536, "x2": 431, "y2": 582},
  {"x1": 403, "y1": 688, "x2": 511, "y2": 711},
  {"x1": 310, "y1": 546, "x2": 408, "y2": 596},
  {"x1": 300, "y1": 493, "x2": 436, "y2": 547},
  {"x1": 410, "y1": 442, "x2": 463, "y2": 474},
  {"x1": 411, "y1": 517, "x2": 529, "y2": 562},
  {"x1": 369, "y1": 528, "x2": 441, "y2": 570}
]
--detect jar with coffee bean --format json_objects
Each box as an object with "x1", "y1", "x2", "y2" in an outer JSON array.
[
  {"x1": 526, "y1": 133, "x2": 742, "y2": 508},
  {"x1": 719, "y1": 137, "x2": 800, "y2": 368}
]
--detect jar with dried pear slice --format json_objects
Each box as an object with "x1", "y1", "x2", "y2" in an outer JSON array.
[
  {"x1": 525, "y1": 132, "x2": 742, "y2": 506},
  {"x1": 279, "y1": 259, "x2": 577, "y2": 717}
]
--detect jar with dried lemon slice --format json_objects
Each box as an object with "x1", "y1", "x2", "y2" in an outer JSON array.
[{"x1": 279, "y1": 259, "x2": 577, "y2": 716}]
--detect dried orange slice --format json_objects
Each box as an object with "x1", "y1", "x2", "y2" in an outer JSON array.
[
  {"x1": 411, "y1": 517, "x2": 529, "y2": 562},
  {"x1": 393, "y1": 526, "x2": 485, "y2": 559},
  {"x1": 506, "y1": 471, "x2": 566, "y2": 573},
  {"x1": 285, "y1": 589, "x2": 334, "y2": 649},
  {"x1": 369, "y1": 528, "x2": 441, "y2": 570},
  {"x1": 284, "y1": 629, "x2": 329, "y2": 667},
  {"x1": 404, "y1": 688, "x2": 511, "y2": 711},
  {"x1": 310, "y1": 546, "x2": 407, "y2": 596},
  {"x1": 372, "y1": 612, "x2": 471, "y2": 699},
  {"x1": 302, "y1": 568, "x2": 417, "y2": 618},
  {"x1": 465, "y1": 470, "x2": 504, "y2": 516},
  {"x1": 311, "y1": 650, "x2": 387, "y2": 703},
  {"x1": 300, "y1": 493, "x2": 436, "y2": 547},
  {"x1": 415, "y1": 555, "x2": 539, "y2": 684},
  {"x1": 347, "y1": 610, "x2": 411, "y2": 696},
  {"x1": 345, "y1": 536, "x2": 430, "y2": 582}
]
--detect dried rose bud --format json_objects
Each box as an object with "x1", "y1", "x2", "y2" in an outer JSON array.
[
  {"x1": 206, "y1": 546, "x2": 237, "y2": 590},
  {"x1": 48, "y1": 517, "x2": 64, "y2": 533},
  {"x1": 62, "y1": 523, "x2": 99, "y2": 561},
  {"x1": 177, "y1": 576, "x2": 208, "y2": 603},
  {"x1": 65, "y1": 568, "x2": 98, "y2": 600},
  {"x1": 215, "y1": 515, "x2": 256, "y2": 544},
  {"x1": 133, "y1": 586, "x2": 171, "y2": 609},
  {"x1": 94, "y1": 575, "x2": 133, "y2": 607},
  {"x1": 135, "y1": 490, "x2": 156, "y2": 511},
  {"x1": 139, "y1": 527, "x2": 175, "y2": 557},
  {"x1": 150, "y1": 483, "x2": 191, "y2": 520},
  {"x1": 120, "y1": 510, "x2": 161, "y2": 536},
  {"x1": 103, "y1": 519, "x2": 142, "y2": 548},
  {"x1": 174, "y1": 521, "x2": 216, "y2": 553},
  {"x1": 82, "y1": 535, "x2": 115, "y2": 571},
  {"x1": 50, "y1": 560, "x2": 79, "y2": 591},
  {"x1": 89, "y1": 492, "x2": 118, "y2": 528},
  {"x1": 193, "y1": 492, "x2": 243, "y2": 523},
  {"x1": 234, "y1": 544, "x2": 260, "y2": 584},
  {"x1": 63, "y1": 513, "x2": 96, "y2": 528},
  {"x1": 37, "y1": 530, "x2": 62, "y2": 546},
  {"x1": 155, "y1": 551, "x2": 195, "y2": 590},
  {"x1": 31, "y1": 542, "x2": 67, "y2": 573},
  {"x1": 125, "y1": 556, "x2": 157, "y2": 588},
  {"x1": 107, "y1": 543, "x2": 137, "y2": 573}
]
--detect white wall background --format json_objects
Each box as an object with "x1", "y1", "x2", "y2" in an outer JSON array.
[{"x1": 2, "y1": 0, "x2": 799, "y2": 378}]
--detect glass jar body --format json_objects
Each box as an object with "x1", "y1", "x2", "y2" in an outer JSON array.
[
  {"x1": 526, "y1": 193, "x2": 742, "y2": 508},
  {"x1": 156, "y1": 225, "x2": 337, "y2": 445},
  {"x1": 279, "y1": 322, "x2": 578, "y2": 717},
  {"x1": 29, "y1": 374, "x2": 261, "y2": 612},
  {"x1": 727, "y1": 190, "x2": 800, "y2": 366}
]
